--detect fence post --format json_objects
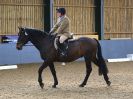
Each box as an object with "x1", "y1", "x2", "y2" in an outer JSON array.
[
  {"x1": 94, "y1": 0, "x2": 104, "y2": 40},
  {"x1": 43, "y1": 0, "x2": 53, "y2": 33}
]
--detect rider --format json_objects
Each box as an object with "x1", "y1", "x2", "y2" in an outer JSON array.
[{"x1": 49, "y1": 8, "x2": 71, "y2": 57}]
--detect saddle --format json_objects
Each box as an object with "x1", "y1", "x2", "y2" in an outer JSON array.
[{"x1": 54, "y1": 33, "x2": 74, "y2": 50}]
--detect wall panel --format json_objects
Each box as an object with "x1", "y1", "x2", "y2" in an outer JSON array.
[
  {"x1": 53, "y1": 0, "x2": 96, "y2": 36},
  {"x1": 104, "y1": 0, "x2": 133, "y2": 39},
  {"x1": 0, "y1": 0, "x2": 44, "y2": 35}
]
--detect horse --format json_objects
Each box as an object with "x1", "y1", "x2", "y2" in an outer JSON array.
[{"x1": 16, "y1": 27, "x2": 111, "y2": 89}]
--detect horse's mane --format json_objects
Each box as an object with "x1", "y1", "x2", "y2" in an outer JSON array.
[{"x1": 24, "y1": 27, "x2": 48, "y2": 37}]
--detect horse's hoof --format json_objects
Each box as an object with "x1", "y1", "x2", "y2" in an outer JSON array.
[
  {"x1": 39, "y1": 83, "x2": 44, "y2": 89},
  {"x1": 79, "y1": 84, "x2": 85, "y2": 87},
  {"x1": 107, "y1": 81, "x2": 111, "y2": 86},
  {"x1": 52, "y1": 85, "x2": 56, "y2": 88}
]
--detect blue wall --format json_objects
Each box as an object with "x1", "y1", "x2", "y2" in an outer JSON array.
[
  {"x1": 0, "y1": 44, "x2": 43, "y2": 65},
  {"x1": 100, "y1": 40, "x2": 133, "y2": 59},
  {"x1": 0, "y1": 40, "x2": 133, "y2": 65}
]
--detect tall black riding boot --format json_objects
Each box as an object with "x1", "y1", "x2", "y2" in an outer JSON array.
[{"x1": 60, "y1": 42, "x2": 68, "y2": 57}]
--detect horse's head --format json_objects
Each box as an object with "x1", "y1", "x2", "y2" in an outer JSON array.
[{"x1": 16, "y1": 27, "x2": 29, "y2": 50}]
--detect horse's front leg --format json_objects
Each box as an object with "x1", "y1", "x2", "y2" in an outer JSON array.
[
  {"x1": 49, "y1": 63, "x2": 58, "y2": 88},
  {"x1": 38, "y1": 62, "x2": 48, "y2": 89}
]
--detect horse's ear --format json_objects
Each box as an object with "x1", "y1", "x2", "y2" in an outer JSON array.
[
  {"x1": 18, "y1": 26, "x2": 23, "y2": 30},
  {"x1": 18, "y1": 26, "x2": 21, "y2": 30}
]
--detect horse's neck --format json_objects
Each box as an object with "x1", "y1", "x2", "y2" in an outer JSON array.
[
  {"x1": 30, "y1": 37, "x2": 43, "y2": 50},
  {"x1": 29, "y1": 35, "x2": 53, "y2": 52}
]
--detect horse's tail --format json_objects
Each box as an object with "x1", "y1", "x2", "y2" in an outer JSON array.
[{"x1": 94, "y1": 39, "x2": 109, "y2": 76}]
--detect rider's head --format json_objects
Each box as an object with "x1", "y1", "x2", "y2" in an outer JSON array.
[{"x1": 56, "y1": 8, "x2": 66, "y2": 17}]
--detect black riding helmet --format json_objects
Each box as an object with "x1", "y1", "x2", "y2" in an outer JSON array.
[{"x1": 56, "y1": 8, "x2": 66, "y2": 15}]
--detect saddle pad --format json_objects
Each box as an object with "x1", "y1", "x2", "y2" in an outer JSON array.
[{"x1": 54, "y1": 37, "x2": 77, "y2": 50}]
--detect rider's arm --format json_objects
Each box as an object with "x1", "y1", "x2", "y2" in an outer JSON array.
[
  {"x1": 50, "y1": 23, "x2": 59, "y2": 34},
  {"x1": 57, "y1": 18, "x2": 68, "y2": 34}
]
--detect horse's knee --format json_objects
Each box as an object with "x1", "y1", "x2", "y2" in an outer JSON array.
[
  {"x1": 38, "y1": 68, "x2": 42, "y2": 74},
  {"x1": 53, "y1": 70, "x2": 57, "y2": 74},
  {"x1": 87, "y1": 66, "x2": 92, "y2": 71},
  {"x1": 86, "y1": 67, "x2": 92, "y2": 75},
  {"x1": 38, "y1": 66, "x2": 44, "y2": 82},
  {"x1": 38, "y1": 64, "x2": 47, "y2": 74},
  {"x1": 38, "y1": 78, "x2": 42, "y2": 82}
]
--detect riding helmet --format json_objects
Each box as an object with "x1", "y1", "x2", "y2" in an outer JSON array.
[{"x1": 56, "y1": 8, "x2": 66, "y2": 15}]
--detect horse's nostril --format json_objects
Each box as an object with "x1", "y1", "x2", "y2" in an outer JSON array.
[
  {"x1": 16, "y1": 46, "x2": 19, "y2": 50},
  {"x1": 16, "y1": 45, "x2": 22, "y2": 50}
]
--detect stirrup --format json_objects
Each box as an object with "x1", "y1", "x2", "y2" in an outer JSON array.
[{"x1": 60, "y1": 52, "x2": 67, "y2": 57}]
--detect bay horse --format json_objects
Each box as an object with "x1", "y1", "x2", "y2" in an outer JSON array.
[{"x1": 16, "y1": 27, "x2": 111, "y2": 89}]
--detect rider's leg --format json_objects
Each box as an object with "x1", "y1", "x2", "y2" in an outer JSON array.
[
  {"x1": 59, "y1": 35, "x2": 68, "y2": 43},
  {"x1": 59, "y1": 35, "x2": 68, "y2": 56}
]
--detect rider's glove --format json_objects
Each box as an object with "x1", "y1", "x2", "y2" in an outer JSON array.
[{"x1": 49, "y1": 31, "x2": 53, "y2": 35}]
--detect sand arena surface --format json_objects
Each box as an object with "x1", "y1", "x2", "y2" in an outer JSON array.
[{"x1": 0, "y1": 61, "x2": 133, "y2": 99}]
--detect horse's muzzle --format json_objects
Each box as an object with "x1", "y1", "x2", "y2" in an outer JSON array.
[{"x1": 16, "y1": 43, "x2": 23, "y2": 50}]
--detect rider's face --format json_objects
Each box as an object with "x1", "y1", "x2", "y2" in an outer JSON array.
[{"x1": 57, "y1": 12, "x2": 62, "y2": 17}]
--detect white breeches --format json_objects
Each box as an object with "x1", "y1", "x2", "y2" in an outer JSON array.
[{"x1": 59, "y1": 35, "x2": 68, "y2": 43}]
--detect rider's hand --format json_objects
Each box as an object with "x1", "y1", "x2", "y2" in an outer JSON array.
[{"x1": 49, "y1": 31, "x2": 53, "y2": 36}]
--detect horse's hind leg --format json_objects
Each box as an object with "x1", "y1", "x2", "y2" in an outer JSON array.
[
  {"x1": 49, "y1": 63, "x2": 58, "y2": 88},
  {"x1": 103, "y1": 73, "x2": 111, "y2": 86},
  {"x1": 79, "y1": 57, "x2": 92, "y2": 87},
  {"x1": 93, "y1": 58, "x2": 111, "y2": 86}
]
